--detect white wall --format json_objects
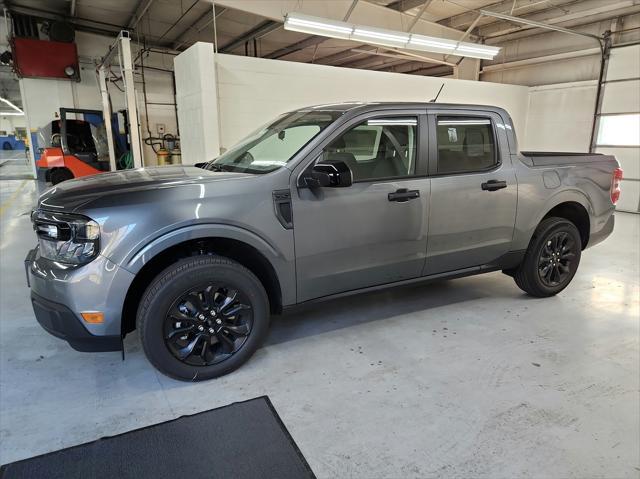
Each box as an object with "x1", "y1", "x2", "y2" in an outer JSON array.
[
  {"x1": 174, "y1": 42, "x2": 219, "y2": 167},
  {"x1": 0, "y1": 115, "x2": 25, "y2": 135},
  {"x1": 174, "y1": 46, "x2": 530, "y2": 163},
  {"x1": 522, "y1": 80, "x2": 598, "y2": 152}
]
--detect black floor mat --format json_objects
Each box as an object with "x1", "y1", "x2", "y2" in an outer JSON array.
[{"x1": 1, "y1": 396, "x2": 315, "y2": 479}]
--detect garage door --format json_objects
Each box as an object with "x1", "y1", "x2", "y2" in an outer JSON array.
[{"x1": 594, "y1": 44, "x2": 640, "y2": 213}]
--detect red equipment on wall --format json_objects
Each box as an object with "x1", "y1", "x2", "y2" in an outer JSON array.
[{"x1": 11, "y1": 37, "x2": 80, "y2": 81}]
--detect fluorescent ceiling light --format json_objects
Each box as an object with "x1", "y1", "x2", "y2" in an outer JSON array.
[
  {"x1": 0, "y1": 111, "x2": 24, "y2": 116},
  {"x1": 0, "y1": 97, "x2": 24, "y2": 114},
  {"x1": 284, "y1": 13, "x2": 500, "y2": 60},
  {"x1": 285, "y1": 14, "x2": 353, "y2": 39},
  {"x1": 352, "y1": 27, "x2": 409, "y2": 48}
]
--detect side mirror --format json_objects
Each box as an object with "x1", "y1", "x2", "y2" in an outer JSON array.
[
  {"x1": 194, "y1": 162, "x2": 207, "y2": 169},
  {"x1": 300, "y1": 159, "x2": 353, "y2": 188}
]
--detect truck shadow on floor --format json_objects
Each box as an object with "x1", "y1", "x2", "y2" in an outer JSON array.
[{"x1": 266, "y1": 273, "x2": 530, "y2": 346}]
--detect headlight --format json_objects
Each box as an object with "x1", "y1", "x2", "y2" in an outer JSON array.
[{"x1": 32, "y1": 210, "x2": 100, "y2": 265}]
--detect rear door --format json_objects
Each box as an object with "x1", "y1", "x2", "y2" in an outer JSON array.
[{"x1": 424, "y1": 109, "x2": 517, "y2": 275}]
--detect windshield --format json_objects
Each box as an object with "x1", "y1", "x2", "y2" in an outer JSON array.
[{"x1": 206, "y1": 110, "x2": 342, "y2": 174}]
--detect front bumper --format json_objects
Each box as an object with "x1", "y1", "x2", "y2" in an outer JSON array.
[
  {"x1": 25, "y1": 247, "x2": 135, "y2": 352},
  {"x1": 31, "y1": 292, "x2": 121, "y2": 352}
]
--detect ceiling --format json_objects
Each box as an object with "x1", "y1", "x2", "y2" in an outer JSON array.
[{"x1": 1, "y1": 0, "x2": 639, "y2": 104}]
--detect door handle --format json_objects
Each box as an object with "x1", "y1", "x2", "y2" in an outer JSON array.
[
  {"x1": 388, "y1": 188, "x2": 420, "y2": 202},
  {"x1": 481, "y1": 180, "x2": 507, "y2": 191}
]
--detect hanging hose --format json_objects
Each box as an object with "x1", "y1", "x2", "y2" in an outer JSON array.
[{"x1": 119, "y1": 151, "x2": 134, "y2": 169}]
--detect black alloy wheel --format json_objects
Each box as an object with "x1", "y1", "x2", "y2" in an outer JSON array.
[
  {"x1": 537, "y1": 231, "x2": 577, "y2": 288},
  {"x1": 137, "y1": 256, "x2": 270, "y2": 381},
  {"x1": 164, "y1": 284, "x2": 253, "y2": 366},
  {"x1": 512, "y1": 216, "x2": 582, "y2": 297}
]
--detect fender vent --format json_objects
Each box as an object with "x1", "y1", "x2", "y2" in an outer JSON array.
[{"x1": 272, "y1": 190, "x2": 293, "y2": 229}]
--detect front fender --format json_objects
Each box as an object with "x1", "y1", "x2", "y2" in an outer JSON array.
[{"x1": 120, "y1": 223, "x2": 296, "y2": 306}]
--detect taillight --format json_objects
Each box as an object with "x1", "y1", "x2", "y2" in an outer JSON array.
[{"x1": 611, "y1": 167, "x2": 623, "y2": 205}]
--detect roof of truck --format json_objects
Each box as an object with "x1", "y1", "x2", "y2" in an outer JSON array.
[{"x1": 299, "y1": 102, "x2": 511, "y2": 117}]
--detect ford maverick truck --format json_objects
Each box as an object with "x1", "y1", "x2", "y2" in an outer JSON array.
[{"x1": 26, "y1": 103, "x2": 622, "y2": 380}]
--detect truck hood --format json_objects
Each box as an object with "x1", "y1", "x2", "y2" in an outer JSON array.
[{"x1": 38, "y1": 166, "x2": 250, "y2": 212}]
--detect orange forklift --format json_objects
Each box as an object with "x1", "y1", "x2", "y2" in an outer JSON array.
[{"x1": 36, "y1": 108, "x2": 131, "y2": 184}]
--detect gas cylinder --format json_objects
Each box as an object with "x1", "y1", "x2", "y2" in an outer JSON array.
[{"x1": 156, "y1": 148, "x2": 169, "y2": 166}]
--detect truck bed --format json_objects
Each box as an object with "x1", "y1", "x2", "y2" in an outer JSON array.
[{"x1": 520, "y1": 151, "x2": 612, "y2": 167}]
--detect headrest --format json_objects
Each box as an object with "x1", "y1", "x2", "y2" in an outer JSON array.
[
  {"x1": 464, "y1": 128, "x2": 485, "y2": 157},
  {"x1": 331, "y1": 136, "x2": 346, "y2": 149}
]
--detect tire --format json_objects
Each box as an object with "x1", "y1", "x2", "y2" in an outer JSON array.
[
  {"x1": 513, "y1": 217, "x2": 582, "y2": 297},
  {"x1": 137, "y1": 256, "x2": 270, "y2": 381},
  {"x1": 50, "y1": 168, "x2": 74, "y2": 185}
]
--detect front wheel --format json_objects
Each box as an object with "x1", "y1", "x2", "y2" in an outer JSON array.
[
  {"x1": 137, "y1": 256, "x2": 270, "y2": 381},
  {"x1": 513, "y1": 217, "x2": 582, "y2": 297}
]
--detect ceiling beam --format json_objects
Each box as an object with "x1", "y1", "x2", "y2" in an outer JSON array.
[
  {"x1": 485, "y1": 5, "x2": 640, "y2": 44},
  {"x1": 211, "y1": 0, "x2": 469, "y2": 38},
  {"x1": 368, "y1": 58, "x2": 416, "y2": 70},
  {"x1": 155, "y1": 0, "x2": 200, "y2": 44},
  {"x1": 443, "y1": 13, "x2": 482, "y2": 61},
  {"x1": 126, "y1": 0, "x2": 156, "y2": 30},
  {"x1": 340, "y1": 53, "x2": 401, "y2": 69},
  {"x1": 343, "y1": 0, "x2": 359, "y2": 21},
  {"x1": 312, "y1": 45, "x2": 373, "y2": 65},
  {"x1": 264, "y1": 35, "x2": 328, "y2": 59},
  {"x1": 406, "y1": 0, "x2": 434, "y2": 32},
  {"x1": 385, "y1": 0, "x2": 431, "y2": 12},
  {"x1": 8, "y1": 4, "x2": 126, "y2": 37},
  {"x1": 438, "y1": 0, "x2": 549, "y2": 30},
  {"x1": 172, "y1": 6, "x2": 227, "y2": 50},
  {"x1": 340, "y1": 47, "x2": 450, "y2": 68},
  {"x1": 220, "y1": 20, "x2": 282, "y2": 53},
  {"x1": 478, "y1": 0, "x2": 636, "y2": 38}
]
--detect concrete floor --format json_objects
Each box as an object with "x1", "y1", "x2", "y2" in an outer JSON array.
[
  {"x1": 0, "y1": 150, "x2": 32, "y2": 180},
  {"x1": 1, "y1": 178, "x2": 639, "y2": 478}
]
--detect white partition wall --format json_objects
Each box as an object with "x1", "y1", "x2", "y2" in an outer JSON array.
[
  {"x1": 213, "y1": 53, "x2": 529, "y2": 149},
  {"x1": 175, "y1": 43, "x2": 530, "y2": 162},
  {"x1": 523, "y1": 81, "x2": 598, "y2": 152},
  {"x1": 174, "y1": 42, "x2": 220, "y2": 165}
]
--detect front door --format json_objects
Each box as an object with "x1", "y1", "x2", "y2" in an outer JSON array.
[
  {"x1": 424, "y1": 111, "x2": 518, "y2": 275},
  {"x1": 292, "y1": 112, "x2": 430, "y2": 302}
]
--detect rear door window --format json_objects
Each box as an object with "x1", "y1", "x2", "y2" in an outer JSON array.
[{"x1": 436, "y1": 117, "x2": 497, "y2": 174}]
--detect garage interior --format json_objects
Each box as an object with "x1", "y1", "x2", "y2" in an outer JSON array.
[{"x1": 0, "y1": 0, "x2": 639, "y2": 477}]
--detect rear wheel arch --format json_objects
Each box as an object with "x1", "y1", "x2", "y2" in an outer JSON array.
[
  {"x1": 121, "y1": 237, "x2": 283, "y2": 337},
  {"x1": 540, "y1": 201, "x2": 590, "y2": 249}
]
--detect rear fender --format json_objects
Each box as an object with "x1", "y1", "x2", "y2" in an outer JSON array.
[{"x1": 513, "y1": 189, "x2": 594, "y2": 251}]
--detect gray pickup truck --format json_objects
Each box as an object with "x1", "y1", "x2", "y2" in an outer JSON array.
[{"x1": 26, "y1": 102, "x2": 622, "y2": 380}]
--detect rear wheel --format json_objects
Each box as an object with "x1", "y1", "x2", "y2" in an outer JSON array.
[
  {"x1": 137, "y1": 256, "x2": 270, "y2": 381},
  {"x1": 50, "y1": 168, "x2": 74, "y2": 185},
  {"x1": 513, "y1": 217, "x2": 582, "y2": 297}
]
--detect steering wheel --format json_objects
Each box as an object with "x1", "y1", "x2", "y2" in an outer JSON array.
[{"x1": 233, "y1": 151, "x2": 254, "y2": 165}]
